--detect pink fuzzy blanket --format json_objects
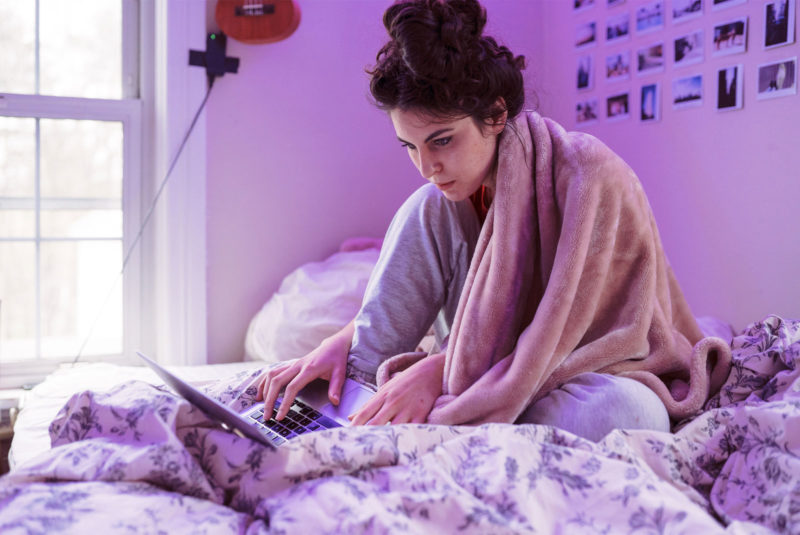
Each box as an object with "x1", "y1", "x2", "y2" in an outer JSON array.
[{"x1": 379, "y1": 111, "x2": 732, "y2": 425}]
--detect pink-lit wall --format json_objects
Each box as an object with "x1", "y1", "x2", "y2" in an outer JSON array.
[
  {"x1": 205, "y1": 0, "x2": 541, "y2": 362},
  {"x1": 206, "y1": 0, "x2": 799, "y2": 363},
  {"x1": 533, "y1": 0, "x2": 800, "y2": 333}
]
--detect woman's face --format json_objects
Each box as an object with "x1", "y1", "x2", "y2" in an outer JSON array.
[{"x1": 389, "y1": 108, "x2": 505, "y2": 202}]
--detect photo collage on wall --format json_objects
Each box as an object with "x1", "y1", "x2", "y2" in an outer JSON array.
[{"x1": 573, "y1": 0, "x2": 798, "y2": 126}]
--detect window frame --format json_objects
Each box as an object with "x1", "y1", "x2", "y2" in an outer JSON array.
[
  {"x1": 0, "y1": 94, "x2": 142, "y2": 388},
  {"x1": 0, "y1": 0, "x2": 209, "y2": 387},
  {"x1": 140, "y1": 0, "x2": 208, "y2": 368}
]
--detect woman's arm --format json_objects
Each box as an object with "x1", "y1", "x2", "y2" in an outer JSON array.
[
  {"x1": 256, "y1": 319, "x2": 355, "y2": 420},
  {"x1": 349, "y1": 351, "x2": 445, "y2": 425}
]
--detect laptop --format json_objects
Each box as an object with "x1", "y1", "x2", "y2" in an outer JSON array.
[{"x1": 136, "y1": 351, "x2": 376, "y2": 449}]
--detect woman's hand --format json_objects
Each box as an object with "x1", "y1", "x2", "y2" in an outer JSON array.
[
  {"x1": 349, "y1": 352, "x2": 445, "y2": 425},
  {"x1": 256, "y1": 320, "x2": 354, "y2": 420}
]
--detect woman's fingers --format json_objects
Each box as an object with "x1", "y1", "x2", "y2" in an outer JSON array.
[
  {"x1": 351, "y1": 393, "x2": 412, "y2": 426},
  {"x1": 256, "y1": 326, "x2": 353, "y2": 420},
  {"x1": 258, "y1": 363, "x2": 286, "y2": 402},
  {"x1": 262, "y1": 363, "x2": 299, "y2": 418},
  {"x1": 353, "y1": 387, "x2": 436, "y2": 426},
  {"x1": 373, "y1": 404, "x2": 424, "y2": 426},
  {"x1": 327, "y1": 360, "x2": 346, "y2": 406},
  {"x1": 363, "y1": 399, "x2": 398, "y2": 425},
  {"x1": 254, "y1": 374, "x2": 267, "y2": 401},
  {"x1": 262, "y1": 356, "x2": 345, "y2": 420},
  {"x1": 380, "y1": 409, "x2": 411, "y2": 425},
  {"x1": 349, "y1": 393, "x2": 383, "y2": 425},
  {"x1": 276, "y1": 368, "x2": 319, "y2": 420}
]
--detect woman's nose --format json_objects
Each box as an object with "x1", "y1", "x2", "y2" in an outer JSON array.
[{"x1": 417, "y1": 149, "x2": 441, "y2": 179}]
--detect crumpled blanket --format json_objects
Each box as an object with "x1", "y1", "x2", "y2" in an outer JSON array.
[
  {"x1": 380, "y1": 111, "x2": 732, "y2": 424},
  {"x1": 0, "y1": 315, "x2": 797, "y2": 534}
]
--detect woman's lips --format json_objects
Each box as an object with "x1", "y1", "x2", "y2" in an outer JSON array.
[{"x1": 436, "y1": 181, "x2": 456, "y2": 191}]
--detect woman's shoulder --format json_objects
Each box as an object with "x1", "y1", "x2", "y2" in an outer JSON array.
[
  {"x1": 395, "y1": 183, "x2": 463, "y2": 218},
  {"x1": 516, "y1": 110, "x2": 602, "y2": 145},
  {"x1": 515, "y1": 110, "x2": 637, "y2": 191}
]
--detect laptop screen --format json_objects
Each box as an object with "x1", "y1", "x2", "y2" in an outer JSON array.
[{"x1": 136, "y1": 352, "x2": 276, "y2": 450}]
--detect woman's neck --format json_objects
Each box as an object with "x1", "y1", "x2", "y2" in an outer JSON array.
[{"x1": 482, "y1": 144, "x2": 501, "y2": 195}]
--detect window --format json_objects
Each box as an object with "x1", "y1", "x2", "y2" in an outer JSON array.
[{"x1": 0, "y1": 0, "x2": 141, "y2": 385}]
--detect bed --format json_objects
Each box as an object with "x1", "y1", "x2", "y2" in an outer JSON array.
[{"x1": 0, "y1": 247, "x2": 797, "y2": 534}]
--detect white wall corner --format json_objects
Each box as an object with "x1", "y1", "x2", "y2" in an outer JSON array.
[{"x1": 141, "y1": 0, "x2": 208, "y2": 365}]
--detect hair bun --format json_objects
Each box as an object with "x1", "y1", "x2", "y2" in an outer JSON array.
[
  {"x1": 437, "y1": 0, "x2": 486, "y2": 48},
  {"x1": 384, "y1": 0, "x2": 487, "y2": 81},
  {"x1": 369, "y1": 0, "x2": 526, "y2": 123}
]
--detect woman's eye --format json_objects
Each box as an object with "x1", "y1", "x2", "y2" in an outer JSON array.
[
  {"x1": 433, "y1": 137, "x2": 452, "y2": 147},
  {"x1": 401, "y1": 142, "x2": 416, "y2": 151}
]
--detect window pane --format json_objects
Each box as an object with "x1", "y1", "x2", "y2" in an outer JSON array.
[
  {"x1": 0, "y1": 243, "x2": 36, "y2": 361},
  {"x1": 40, "y1": 240, "x2": 122, "y2": 358},
  {"x1": 39, "y1": 0, "x2": 122, "y2": 99},
  {"x1": 0, "y1": 1, "x2": 36, "y2": 94},
  {"x1": 41, "y1": 209, "x2": 122, "y2": 239},
  {"x1": 0, "y1": 210, "x2": 36, "y2": 238},
  {"x1": 0, "y1": 117, "x2": 36, "y2": 197},
  {"x1": 40, "y1": 119, "x2": 122, "y2": 199},
  {"x1": 0, "y1": 117, "x2": 36, "y2": 239}
]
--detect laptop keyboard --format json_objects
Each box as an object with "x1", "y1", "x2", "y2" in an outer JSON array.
[{"x1": 247, "y1": 397, "x2": 341, "y2": 446}]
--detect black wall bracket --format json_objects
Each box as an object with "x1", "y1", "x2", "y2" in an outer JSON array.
[{"x1": 189, "y1": 33, "x2": 240, "y2": 87}]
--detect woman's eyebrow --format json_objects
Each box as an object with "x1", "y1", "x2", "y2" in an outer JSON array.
[{"x1": 397, "y1": 128, "x2": 455, "y2": 145}]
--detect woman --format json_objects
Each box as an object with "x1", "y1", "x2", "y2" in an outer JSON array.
[{"x1": 257, "y1": 0, "x2": 729, "y2": 440}]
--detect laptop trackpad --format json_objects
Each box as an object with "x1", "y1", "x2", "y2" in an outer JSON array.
[
  {"x1": 292, "y1": 378, "x2": 330, "y2": 407},
  {"x1": 320, "y1": 380, "x2": 376, "y2": 425}
]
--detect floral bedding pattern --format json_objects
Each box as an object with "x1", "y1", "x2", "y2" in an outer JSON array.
[{"x1": 1, "y1": 315, "x2": 798, "y2": 534}]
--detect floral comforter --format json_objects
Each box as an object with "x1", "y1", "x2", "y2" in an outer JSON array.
[{"x1": 1, "y1": 315, "x2": 798, "y2": 534}]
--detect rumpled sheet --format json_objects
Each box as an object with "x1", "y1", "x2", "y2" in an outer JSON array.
[{"x1": 1, "y1": 315, "x2": 797, "y2": 534}]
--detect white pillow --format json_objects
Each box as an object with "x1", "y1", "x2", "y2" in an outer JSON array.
[{"x1": 244, "y1": 248, "x2": 380, "y2": 364}]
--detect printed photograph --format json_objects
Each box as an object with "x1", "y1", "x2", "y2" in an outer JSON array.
[
  {"x1": 712, "y1": 0, "x2": 747, "y2": 10},
  {"x1": 636, "y1": 1, "x2": 665, "y2": 34},
  {"x1": 764, "y1": 0, "x2": 796, "y2": 49},
  {"x1": 606, "y1": 92, "x2": 630, "y2": 120},
  {"x1": 757, "y1": 57, "x2": 797, "y2": 99},
  {"x1": 606, "y1": 12, "x2": 631, "y2": 42},
  {"x1": 576, "y1": 99, "x2": 600, "y2": 124},
  {"x1": 641, "y1": 83, "x2": 661, "y2": 122},
  {"x1": 575, "y1": 0, "x2": 596, "y2": 11},
  {"x1": 608, "y1": 0, "x2": 626, "y2": 6},
  {"x1": 577, "y1": 55, "x2": 594, "y2": 91},
  {"x1": 672, "y1": 73, "x2": 703, "y2": 109},
  {"x1": 674, "y1": 30, "x2": 704, "y2": 67},
  {"x1": 672, "y1": 0, "x2": 703, "y2": 24},
  {"x1": 717, "y1": 64, "x2": 743, "y2": 111},
  {"x1": 712, "y1": 17, "x2": 748, "y2": 56},
  {"x1": 638, "y1": 42, "x2": 666, "y2": 75},
  {"x1": 576, "y1": 21, "x2": 598, "y2": 48},
  {"x1": 606, "y1": 51, "x2": 631, "y2": 81}
]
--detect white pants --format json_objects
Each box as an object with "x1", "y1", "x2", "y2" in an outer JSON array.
[{"x1": 518, "y1": 372, "x2": 671, "y2": 441}]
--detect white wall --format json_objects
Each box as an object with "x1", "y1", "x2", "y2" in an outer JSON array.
[
  {"x1": 205, "y1": 0, "x2": 798, "y2": 363},
  {"x1": 205, "y1": 0, "x2": 542, "y2": 362}
]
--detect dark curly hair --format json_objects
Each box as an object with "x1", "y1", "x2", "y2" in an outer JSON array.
[{"x1": 368, "y1": 0, "x2": 526, "y2": 127}]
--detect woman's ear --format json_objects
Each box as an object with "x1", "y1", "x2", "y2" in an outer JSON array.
[{"x1": 489, "y1": 97, "x2": 508, "y2": 135}]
